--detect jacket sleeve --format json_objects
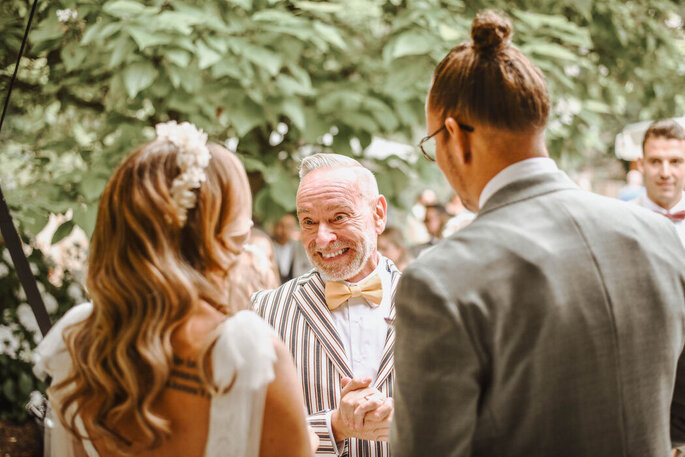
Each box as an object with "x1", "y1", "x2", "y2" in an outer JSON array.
[
  {"x1": 672, "y1": 340, "x2": 685, "y2": 446},
  {"x1": 390, "y1": 262, "x2": 483, "y2": 457},
  {"x1": 308, "y1": 410, "x2": 346, "y2": 456}
]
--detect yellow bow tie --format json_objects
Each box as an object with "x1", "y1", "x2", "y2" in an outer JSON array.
[{"x1": 324, "y1": 274, "x2": 383, "y2": 311}]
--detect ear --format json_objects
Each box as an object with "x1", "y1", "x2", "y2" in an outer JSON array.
[
  {"x1": 444, "y1": 116, "x2": 471, "y2": 164},
  {"x1": 373, "y1": 195, "x2": 388, "y2": 234},
  {"x1": 636, "y1": 157, "x2": 644, "y2": 174}
]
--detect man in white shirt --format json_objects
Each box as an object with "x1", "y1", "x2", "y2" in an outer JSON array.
[
  {"x1": 634, "y1": 118, "x2": 685, "y2": 247},
  {"x1": 253, "y1": 153, "x2": 398, "y2": 457}
]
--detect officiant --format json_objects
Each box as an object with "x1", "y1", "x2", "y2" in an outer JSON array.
[{"x1": 253, "y1": 153, "x2": 398, "y2": 457}]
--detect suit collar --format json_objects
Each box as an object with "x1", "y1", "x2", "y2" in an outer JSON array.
[
  {"x1": 375, "y1": 257, "x2": 400, "y2": 388},
  {"x1": 479, "y1": 157, "x2": 558, "y2": 209},
  {"x1": 478, "y1": 170, "x2": 578, "y2": 217},
  {"x1": 294, "y1": 271, "x2": 354, "y2": 378}
]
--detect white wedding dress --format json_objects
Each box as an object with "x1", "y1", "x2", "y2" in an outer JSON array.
[{"x1": 34, "y1": 303, "x2": 276, "y2": 457}]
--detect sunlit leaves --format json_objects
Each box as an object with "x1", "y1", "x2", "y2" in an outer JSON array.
[
  {"x1": 123, "y1": 61, "x2": 157, "y2": 98},
  {"x1": 3, "y1": 0, "x2": 685, "y2": 234}
]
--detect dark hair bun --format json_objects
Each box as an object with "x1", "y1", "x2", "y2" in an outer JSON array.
[{"x1": 471, "y1": 10, "x2": 512, "y2": 55}]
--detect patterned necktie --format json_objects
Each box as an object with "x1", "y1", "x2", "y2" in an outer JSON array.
[
  {"x1": 659, "y1": 210, "x2": 685, "y2": 222},
  {"x1": 324, "y1": 274, "x2": 383, "y2": 311}
]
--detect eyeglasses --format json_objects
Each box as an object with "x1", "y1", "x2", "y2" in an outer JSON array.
[{"x1": 418, "y1": 122, "x2": 474, "y2": 162}]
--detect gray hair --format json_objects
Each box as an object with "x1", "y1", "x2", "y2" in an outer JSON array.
[{"x1": 298, "y1": 153, "x2": 379, "y2": 197}]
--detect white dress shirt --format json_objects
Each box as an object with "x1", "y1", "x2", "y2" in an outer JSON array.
[
  {"x1": 638, "y1": 192, "x2": 685, "y2": 247},
  {"x1": 479, "y1": 157, "x2": 559, "y2": 210},
  {"x1": 330, "y1": 256, "x2": 392, "y2": 381},
  {"x1": 325, "y1": 255, "x2": 393, "y2": 453}
]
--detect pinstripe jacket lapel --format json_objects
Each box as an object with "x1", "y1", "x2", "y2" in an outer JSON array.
[
  {"x1": 374, "y1": 258, "x2": 400, "y2": 389},
  {"x1": 294, "y1": 272, "x2": 354, "y2": 379}
]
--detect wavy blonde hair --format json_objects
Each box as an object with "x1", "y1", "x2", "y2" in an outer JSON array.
[{"x1": 52, "y1": 140, "x2": 252, "y2": 453}]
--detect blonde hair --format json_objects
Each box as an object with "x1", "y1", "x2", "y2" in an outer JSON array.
[{"x1": 53, "y1": 140, "x2": 252, "y2": 453}]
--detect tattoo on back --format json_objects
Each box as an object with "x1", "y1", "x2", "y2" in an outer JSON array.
[{"x1": 166, "y1": 355, "x2": 210, "y2": 398}]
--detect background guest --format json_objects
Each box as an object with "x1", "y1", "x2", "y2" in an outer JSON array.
[
  {"x1": 617, "y1": 169, "x2": 644, "y2": 201},
  {"x1": 442, "y1": 193, "x2": 475, "y2": 237},
  {"x1": 404, "y1": 189, "x2": 435, "y2": 246},
  {"x1": 633, "y1": 118, "x2": 685, "y2": 246},
  {"x1": 271, "y1": 214, "x2": 313, "y2": 283},
  {"x1": 253, "y1": 153, "x2": 398, "y2": 457},
  {"x1": 411, "y1": 204, "x2": 450, "y2": 257},
  {"x1": 230, "y1": 226, "x2": 281, "y2": 307},
  {"x1": 378, "y1": 226, "x2": 413, "y2": 271}
]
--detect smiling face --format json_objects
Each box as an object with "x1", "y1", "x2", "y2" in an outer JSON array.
[
  {"x1": 296, "y1": 167, "x2": 386, "y2": 282},
  {"x1": 638, "y1": 136, "x2": 685, "y2": 210}
]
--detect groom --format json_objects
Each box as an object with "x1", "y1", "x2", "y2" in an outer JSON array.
[{"x1": 253, "y1": 153, "x2": 397, "y2": 456}]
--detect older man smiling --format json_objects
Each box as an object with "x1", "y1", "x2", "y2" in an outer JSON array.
[{"x1": 253, "y1": 153, "x2": 398, "y2": 457}]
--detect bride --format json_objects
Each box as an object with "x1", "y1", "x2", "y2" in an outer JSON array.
[{"x1": 34, "y1": 122, "x2": 315, "y2": 457}]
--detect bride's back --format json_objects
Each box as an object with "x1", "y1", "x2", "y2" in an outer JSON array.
[{"x1": 93, "y1": 302, "x2": 225, "y2": 457}]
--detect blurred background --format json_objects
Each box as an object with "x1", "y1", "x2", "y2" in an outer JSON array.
[{"x1": 2, "y1": 0, "x2": 685, "y2": 452}]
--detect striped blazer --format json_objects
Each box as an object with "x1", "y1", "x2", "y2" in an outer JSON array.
[{"x1": 252, "y1": 257, "x2": 400, "y2": 457}]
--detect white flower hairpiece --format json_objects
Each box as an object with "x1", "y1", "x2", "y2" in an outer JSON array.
[{"x1": 155, "y1": 121, "x2": 211, "y2": 226}]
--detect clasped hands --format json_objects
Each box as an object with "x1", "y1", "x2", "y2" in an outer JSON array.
[{"x1": 331, "y1": 376, "x2": 393, "y2": 443}]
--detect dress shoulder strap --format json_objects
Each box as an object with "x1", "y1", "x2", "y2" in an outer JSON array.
[
  {"x1": 205, "y1": 311, "x2": 277, "y2": 457},
  {"x1": 34, "y1": 302, "x2": 92, "y2": 381},
  {"x1": 211, "y1": 310, "x2": 277, "y2": 391}
]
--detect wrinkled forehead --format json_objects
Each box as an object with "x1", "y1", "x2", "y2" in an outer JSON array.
[
  {"x1": 296, "y1": 167, "x2": 374, "y2": 213},
  {"x1": 297, "y1": 167, "x2": 375, "y2": 197}
]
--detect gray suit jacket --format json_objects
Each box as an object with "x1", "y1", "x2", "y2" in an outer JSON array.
[{"x1": 391, "y1": 171, "x2": 685, "y2": 457}]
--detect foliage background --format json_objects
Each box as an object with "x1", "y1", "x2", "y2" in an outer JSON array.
[
  {"x1": 2, "y1": 0, "x2": 685, "y2": 239},
  {"x1": 1, "y1": 0, "x2": 685, "y2": 425},
  {"x1": 0, "y1": 238, "x2": 86, "y2": 422}
]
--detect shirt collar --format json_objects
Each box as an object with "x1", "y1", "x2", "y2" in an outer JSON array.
[
  {"x1": 478, "y1": 157, "x2": 558, "y2": 210},
  {"x1": 643, "y1": 192, "x2": 685, "y2": 214}
]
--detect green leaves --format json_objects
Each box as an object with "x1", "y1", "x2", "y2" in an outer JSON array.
[
  {"x1": 125, "y1": 25, "x2": 169, "y2": 50},
  {"x1": 165, "y1": 49, "x2": 192, "y2": 68},
  {"x1": 522, "y1": 42, "x2": 579, "y2": 62},
  {"x1": 227, "y1": 98, "x2": 265, "y2": 136},
  {"x1": 386, "y1": 31, "x2": 435, "y2": 60},
  {"x1": 103, "y1": 1, "x2": 156, "y2": 18},
  {"x1": 294, "y1": 1, "x2": 343, "y2": 14},
  {"x1": 123, "y1": 61, "x2": 158, "y2": 98},
  {"x1": 5, "y1": 0, "x2": 685, "y2": 238},
  {"x1": 60, "y1": 43, "x2": 88, "y2": 72},
  {"x1": 281, "y1": 99, "x2": 306, "y2": 130},
  {"x1": 313, "y1": 21, "x2": 347, "y2": 49},
  {"x1": 239, "y1": 43, "x2": 282, "y2": 76},
  {"x1": 195, "y1": 40, "x2": 222, "y2": 69},
  {"x1": 51, "y1": 220, "x2": 75, "y2": 244}
]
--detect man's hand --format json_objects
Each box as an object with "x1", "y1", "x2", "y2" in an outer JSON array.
[{"x1": 331, "y1": 377, "x2": 394, "y2": 442}]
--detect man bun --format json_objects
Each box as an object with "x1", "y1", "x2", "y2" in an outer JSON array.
[
  {"x1": 430, "y1": 9, "x2": 549, "y2": 131},
  {"x1": 471, "y1": 10, "x2": 512, "y2": 55}
]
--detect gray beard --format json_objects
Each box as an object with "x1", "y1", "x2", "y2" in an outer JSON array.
[{"x1": 308, "y1": 236, "x2": 376, "y2": 282}]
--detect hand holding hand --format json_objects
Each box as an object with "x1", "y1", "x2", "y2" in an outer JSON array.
[{"x1": 331, "y1": 377, "x2": 394, "y2": 442}]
